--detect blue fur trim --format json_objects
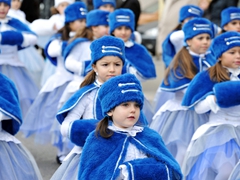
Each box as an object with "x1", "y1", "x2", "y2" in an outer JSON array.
[
  {"x1": 56, "y1": 83, "x2": 100, "y2": 124},
  {"x1": 182, "y1": 70, "x2": 216, "y2": 109},
  {"x1": 64, "y1": 2, "x2": 87, "y2": 24},
  {"x1": 90, "y1": 36, "x2": 125, "y2": 65},
  {"x1": 98, "y1": 74, "x2": 144, "y2": 116},
  {"x1": 69, "y1": 119, "x2": 98, "y2": 146},
  {"x1": 214, "y1": 81, "x2": 240, "y2": 108},
  {"x1": 211, "y1": 31, "x2": 240, "y2": 59},
  {"x1": 109, "y1": 8, "x2": 135, "y2": 34},
  {"x1": 179, "y1": 5, "x2": 203, "y2": 22},
  {"x1": 1, "y1": 31, "x2": 23, "y2": 46},
  {"x1": 78, "y1": 127, "x2": 182, "y2": 179},
  {"x1": 161, "y1": 31, "x2": 176, "y2": 68},
  {"x1": 125, "y1": 43, "x2": 156, "y2": 79},
  {"x1": 0, "y1": 73, "x2": 22, "y2": 135},
  {"x1": 221, "y1": 7, "x2": 240, "y2": 28},
  {"x1": 183, "y1": 17, "x2": 213, "y2": 42},
  {"x1": 161, "y1": 53, "x2": 215, "y2": 92},
  {"x1": 0, "y1": 0, "x2": 10, "y2": 6},
  {"x1": 86, "y1": 9, "x2": 109, "y2": 27},
  {"x1": 93, "y1": 0, "x2": 116, "y2": 9}
]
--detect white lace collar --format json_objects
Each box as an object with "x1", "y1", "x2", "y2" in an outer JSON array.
[
  {"x1": 108, "y1": 123, "x2": 143, "y2": 137},
  {"x1": 225, "y1": 67, "x2": 240, "y2": 81}
]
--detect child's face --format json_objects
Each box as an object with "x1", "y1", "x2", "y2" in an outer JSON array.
[
  {"x1": 56, "y1": 2, "x2": 69, "y2": 15},
  {"x1": 92, "y1": 25, "x2": 109, "y2": 39},
  {"x1": 107, "y1": 101, "x2": 140, "y2": 129},
  {"x1": 187, "y1": 33, "x2": 211, "y2": 54},
  {"x1": 11, "y1": 0, "x2": 21, "y2": 10},
  {"x1": 0, "y1": 2, "x2": 10, "y2": 19},
  {"x1": 223, "y1": 20, "x2": 240, "y2": 33},
  {"x1": 92, "y1": 56, "x2": 123, "y2": 83},
  {"x1": 69, "y1": 19, "x2": 86, "y2": 32},
  {"x1": 220, "y1": 46, "x2": 240, "y2": 69},
  {"x1": 112, "y1": 26, "x2": 132, "y2": 42},
  {"x1": 99, "y1": 4, "x2": 114, "y2": 12}
]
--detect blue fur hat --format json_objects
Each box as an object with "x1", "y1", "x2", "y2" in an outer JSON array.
[
  {"x1": 221, "y1": 7, "x2": 240, "y2": 28},
  {"x1": 211, "y1": 31, "x2": 240, "y2": 59},
  {"x1": 64, "y1": 2, "x2": 87, "y2": 24},
  {"x1": 109, "y1": 8, "x2": 135, "y2": 34},
  {"x1": 86, "y1": 9, "x2": 109, "y2": 27},
  {"x1": 98, "y1": 73, "x2": 144, "y2": 116},
  {"x1": 90, "y1": 35, "x2": 125, "y2": 65},
  {"x1": 93, "y1": 0, "x2": 116, "y2": 9},
  {"x1": 179, "y1": 5, "x2": 203, "y2": 23},
  {"x1": 183, "y1": 17, "x2": 213, "y2": 43},
  {"x1": 0, "y1": 0, "x2": 10, "y2": 6}
]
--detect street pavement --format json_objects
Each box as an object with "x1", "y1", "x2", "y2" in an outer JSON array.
[{"x1": 16, "y1": 57, "x2": 165, "y2": 180}]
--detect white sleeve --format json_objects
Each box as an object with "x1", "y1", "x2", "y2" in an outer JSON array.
[
  {"x1": 169, "y1": 30, "x2": 184, "y2": 53},
  {"x1": 195, "y1": 95, "x2": 220, "y2": 114},
  {"x1": 21, "y1": 33, "x2": 37, "y2": 47},
  {"x1": 60, "y1": 95, "x2": 88, "y2": 137},
  {"x1": 30, "y1": 19, "x2": 55, "y2": 36},
  {"x1": 47, "y1": 39, "x2": 62, "y2": 57},
  {"x1": 65, "y1": 42, "x2": 91, "y2": 75}
]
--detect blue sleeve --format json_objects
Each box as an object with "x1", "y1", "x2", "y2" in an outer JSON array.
[{"x1": 1, "y1": 31, "x2": 23, "y2": 46}]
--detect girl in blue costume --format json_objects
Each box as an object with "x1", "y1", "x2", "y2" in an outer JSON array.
[
  {"x1": 30, "y1": 0, "x2": 75, "y2": 86},
  {"x1": 21, "y1": 2, "x2": 87, "y2": 163},
  {"x1": 57, "y1": 1, "x2": 92, "y2": 110},
  {"x1": 150, "y1": 17, "x2": 216, "y2": 166},
  {"x1": 93, "y1": 0, "x2": 115, "y2": 12},
  {"x1": 0, "y1": 72, "x2": 42, "y2": 180},
  {"x1": 51, "y1": 35, "x2": 126, "y2": 180},
  {"x1": 109, "y1": 8, "x2": 156, "y2": 123},
  {"x1": 181, "y1": 31, "x2": 240, "y2": 180},
  {"x1": 220, "y1": 6, "x2": 240, "y2": 33},
  {"x1": 0, "y1": 0, "x2": 39, "y2": 118},
  {"x1": 78, "y1": 73, "x2": 182, "y2": 180},
  {"x1": 153, "y1": 5, "x2": 204, "y2": 113},
  {"x1": 8, "y1": 0, "x2": 44, "y2": 88}
]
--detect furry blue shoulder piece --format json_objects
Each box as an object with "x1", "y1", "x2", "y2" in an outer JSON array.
[
  {"x1": 69, "y1": 119, "x2": 98, "y2": 147},
  {"x1": 182, "y1": 70, "x2": 216, "y2": 109},
  {"x1": 214, "y1": 81, "x2": 240, "y2": 108},
  {"x1": 0, "y1": 31, "x2": 23, "y2": 46},
  {"x1": 125, "y1": 43, "x2": 156, "y2": 79},
  {"x1": 0, "y1": 73, "x2": 22, "y2": 135},
  {"x1": 56, "y1": 83, "x2": 100, "y2": 124},
  {"x1": 78, "y1": 127, "x2": 182, "y2": 179},
  {"x1": 162, "y1": 31, "x2": 177, "y2": 68}
]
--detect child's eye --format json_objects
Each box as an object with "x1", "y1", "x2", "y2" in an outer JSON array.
[
  {"x1": 115, "y1": 63, "x2": 121, "y2": 66},
  {"x1": 122, "y1": 103, "x2": 129, "y2": 106},
  {"x1": 134, "y1": 103, "x2": 140, "y2": 107},
  {"x1": 102, "y1": 63, "x2": 108, "y2": 66}
]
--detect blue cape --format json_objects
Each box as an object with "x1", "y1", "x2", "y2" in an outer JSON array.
[
  {"x1": 125, "y1": 43, "x2": 156, "y2": 79},
  {"x1": 79, "y1": 126, "x2": 182, "y2": 179},
  {"x1": 56, "y1": 82, "x2": 101, "y2": 124},
  {"x1": 161, "y1": 53, "x2": 216, "y2": 92},
  {"x1": 0, "y1": 73, "x2": 22, "y2": 135}
]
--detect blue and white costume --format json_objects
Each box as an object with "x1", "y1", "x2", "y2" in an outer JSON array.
[
  {"x1": 181, "y1": 32, "x2": 240, "y2": 180},
  {"x1": 150, "y1": 18, "x2": 216, "y2": 166},
  {"x1": 8, "y1": 8, "x2": 45, "y2": 88},
  {"x1": 51, "y1": 36, "x2": 126, "y2": 180},
  {"x1": 0, "y1": 16, "x2": 39, "y2": 118},
  {"x1": 228, "y1": 160, "x2": 240, "y2": 180},
  {"x1": 78, "y1": 73, "x2": 182, "y2": 180},
  {"x1": 0, "y1": 73, "x2": 42, "y2": 180}
]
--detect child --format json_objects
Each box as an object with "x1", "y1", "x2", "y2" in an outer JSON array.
[
  {"x1": 50, "y1": 35, "x2": 125, "y2": 179},
  {"x1": 150, "y1": 17, "x2": 216, "y2": 166},
  {"x1": 21, "y1": 2, "x2": 86, "y2": 160},
  {"x1": 221, "y1": 6, "x2": 240, "y2": 33},
  {"x1": 162, "y1": 5, "x2": 204, "y2": 68},
  {"x1": 0, "y1": 0, "x2": 39, "y2": 118},
  {"x1": 78, "y1": 73, "x2": 182, "y2": 179},
  {"x1": 8, "y1": 0, "x2": 45, "y2": 88},
  {"x1": 93, "y1": 0, "x2": 115, "y2": 12},
  {"x1": 30, "y1": 0, "x2": 74, "y2": 86},
  {"x1": 0, "y1": 72, "x2": 42, "y2": 180},
  {"x1": 181, "y1": 31, "x2": 240, "y2": 180},
  {"x1": 87, "y1": 9, "x2": 109, "y2": 39}
]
